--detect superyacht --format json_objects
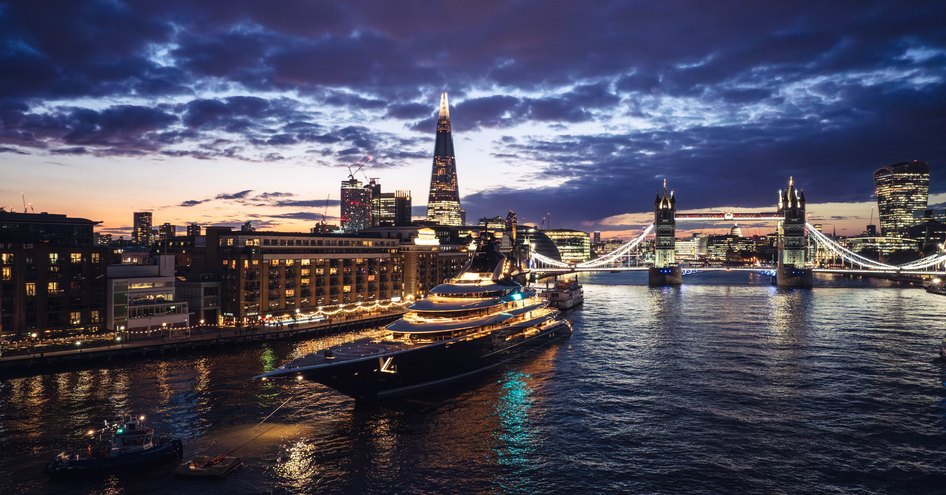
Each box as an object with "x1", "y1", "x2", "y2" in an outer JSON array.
[{"x1": 257, "y1": 233, "x2": 571, "y2": 400}]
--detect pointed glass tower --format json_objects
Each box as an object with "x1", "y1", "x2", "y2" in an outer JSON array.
[{"x1": 426, "y1": 92, "x2": 465, "y2": 226}]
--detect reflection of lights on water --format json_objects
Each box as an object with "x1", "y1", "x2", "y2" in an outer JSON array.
[
  {"x1": 274, "y1": 438, "x2": 318, "y2": 489},
  {"x1": 494, "y1": 370, "x2": 534, "y2": 469},
  {"x1": 261, "y1": 346, "x2": 277, "y2": 373}
]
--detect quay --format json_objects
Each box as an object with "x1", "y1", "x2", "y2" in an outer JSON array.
[{"x1": 0, "y1": 309, "x2": 404, "y2": 379}]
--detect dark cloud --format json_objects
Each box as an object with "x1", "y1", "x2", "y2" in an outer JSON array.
[
  {"x1": 215, "y1": 190, "x2": 254, "y2": 201},
  {"x1": 0, "y1": 0, "x2": 944, "y2": 230},
  {"x1": 179, "y1": 199, "x2": 207, "y2": 207}
]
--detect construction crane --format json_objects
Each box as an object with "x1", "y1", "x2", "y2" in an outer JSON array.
[
  {"x1": 322, "y1": 194, "x2": 330, "y2": 223},
  {"x1": 346, "y1": 155, "x2": 373, "y2": 181},
  {"x1": 21, "y1": 193, "x2": 34, "y2": 213}
]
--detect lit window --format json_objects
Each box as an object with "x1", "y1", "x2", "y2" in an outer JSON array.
[
  {"x1": 343, "y1": 285, "x2": 351, "y2": 293},
  {"x1": 286, "y1": 289, "x2": 295, "y2": 297},
  {"x1": 286, "y1": 259, "x2": 295, "y2": 266},
  {"x1": 301, "y1": 259, "x2": 310, "y2": 266},
  {"x1": 49, "y1": 253, "x2": 59, "y2": 263},
  {"x1": 91, "y1": 253, "x2": 100, "y2": 263},
  {"x1": 70, "y1": 253, "x2": 82, "y2": 263},
  {"x1": 70, "y1": 312, "x2": 81, "y2": 325},
  {"x1": 91, "y1": 310, "x2": 100, "y2": 323},
  {"x1": 26, "y1": 282, "x2": 35, "y2": 295},
  {"x1": 48, "y1": 281, "x2": 59, "y2": 293},
  {"x1": 270, "y1": 259, "x2": 280, "y2": 267},
  {"x1": 1, "y1": 267, "x2": 9, "y2": 281},
  {"x1": 1, "y1": 253, "x2": 12, "y2": 264}
]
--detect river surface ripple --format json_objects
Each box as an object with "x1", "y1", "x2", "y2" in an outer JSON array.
[{"x1": 2, "y1": 272, "x2": 946, "y2": 494}]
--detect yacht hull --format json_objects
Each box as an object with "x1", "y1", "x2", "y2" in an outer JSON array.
[{"x1": 298, "y1": 320, "x2": 571, "y2": 401}]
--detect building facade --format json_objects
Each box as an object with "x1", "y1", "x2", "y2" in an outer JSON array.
[
  {"x1": 0, "y1": 212, "x2": 107, "y2": 338},
  {"x1": 216, "y1": 232, "x2": 403, "y2": 325},
  {"x1": 341, "y1": 178, "x2": 372, "y2": 233},
  {"x1": 874, "y1": 160, "x2": 930, "y2": 237},
  {"x1": 106, "y1": 253, "x2": 189, "y2": 335},
  {"x1": 371, "y1": 185, "x2": 412, "y2": 227},
  {"x1": 426, "y1": 92, "x2": 465, "y2": 226},
  {"x1": 133, "y1": 211, "x2": 153, "y2": 245},
  {"x1": 543, "y1": 229, "x2": 592, "y2": 263}
]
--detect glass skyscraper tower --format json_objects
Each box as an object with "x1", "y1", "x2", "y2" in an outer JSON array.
[
  {"x1": 873, "y1": 160, "x2": 930, "y2": 237},
  {"x1": 426, "y1": 93, "x2": 465, "y2": 226}
]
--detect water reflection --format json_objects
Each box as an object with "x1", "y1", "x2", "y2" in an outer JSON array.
[{"x1": 494, "y1": 370, "x2": 534, "y2": 469}]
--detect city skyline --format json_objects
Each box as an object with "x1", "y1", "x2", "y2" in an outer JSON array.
[{"x1": 1, "y1": 1, "x2": 945, "y2": 238}]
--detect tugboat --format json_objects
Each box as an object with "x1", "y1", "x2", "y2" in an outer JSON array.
[
  {"x1": 544, "y1": 277, "x2": 584, "y2": 310},
  {"x1": 257, "y1": 232, "x2": 572, "y2": 400},
  {"x1": 46, "y1": 415, "x2": 183, "y2": 477}
]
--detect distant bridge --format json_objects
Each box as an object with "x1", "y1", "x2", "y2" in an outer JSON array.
[{"x1": 528, "y1": 178, "x2": 946, "y2": 283}]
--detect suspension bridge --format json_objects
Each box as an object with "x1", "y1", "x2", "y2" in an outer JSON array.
[{"x1": 528, "y1": 178, "x2": 946, "y2": 286}]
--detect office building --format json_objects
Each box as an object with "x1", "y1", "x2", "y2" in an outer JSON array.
[
  {"x1": 215, "y1": 231, "x2": 403, "y2": 325},
  {"x1": 158, "y1": 223, "x2": 176, "y2": 241},
  {"x1": 370, "y1": 181, "x2": 412, "y2": 227},
  {"x1": 426, "y1": 92, "x2": 465, "y2": 226},
  {"x1": 132, "y1": 211, "x2": 153, "y2": 245},
  {"x1": 0, "y1": 212, "x2": 107, "y2": 338},
  {"x1": 186, "y1": 223, "x2": 201, "y2": 237},
  {"x1": 106, "y1": 252, "x2": 189, "y2": 336},
  {"x1": 341, "y1": 178, "x2": 372, "y2": 233},
  {"x1": 874, "y1": 160, "x2": 930, "y2": 237},
  {"x1": 543, "y1": 229, "x2": 592, "y2": 263}
]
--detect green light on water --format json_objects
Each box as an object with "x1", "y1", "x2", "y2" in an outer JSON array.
[
  {"x1": 494, "y1": 370, "x2": 534, "y2": 470},
  {"x1": 260, "y1": 346, "x2": 276, "y2": 373}
]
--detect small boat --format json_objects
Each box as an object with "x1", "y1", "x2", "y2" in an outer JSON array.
[
  {"x1": 927, "y1": 278, "x2": 946, "y2": 296},
  {"x1": 46, "y1": 415, "x2": 183, "y2": 477},
  {"x1": 544, "y1": 277, "x2": 584, "y2": 310},
  {"x1": 175, "y1": 454, "x2": 243, "y2": 479}
]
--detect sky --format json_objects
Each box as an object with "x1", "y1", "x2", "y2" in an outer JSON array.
[{"x1": 1, "y1": 1, "x2": 945, "y2": 239}]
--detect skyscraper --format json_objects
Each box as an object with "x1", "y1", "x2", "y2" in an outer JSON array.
[
  {"x1": 158, "y1": 222, "x2": 176, "y2": 241},
  {"x1": 372, "y1": 190, "x2": 412, "y2": 227},
  {"x1": 426, "y1": 92, "x2": 465, "y2": 226},
  {"x1": 341, "y1": 177, "x2": 372, "y2": 232},
  {"x1": 874, "y1": 160, "x2": 930, "y2": 237},
  {"x1": 132, "y1": 211, "x2": 152, "y2": 245},
  {"x1": 186, "y1": 223, "x2": 201, "y2": 237}
]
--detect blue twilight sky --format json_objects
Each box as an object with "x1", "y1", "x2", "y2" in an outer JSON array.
[{"x1": 1, "y1": 1, "x2": 945, "y2": 238}]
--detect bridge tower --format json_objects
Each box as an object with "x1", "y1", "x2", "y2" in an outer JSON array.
[
  {"x1": 776, "y1": 177, "x2": 813, "y2": 287},
  {"x1": 649, "y1": 179, "x2": 682, "y2": 286}
]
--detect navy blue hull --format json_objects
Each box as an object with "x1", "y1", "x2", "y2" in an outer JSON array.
[
  {"x1": 46, "y1": 439, "x2": 183, "y2": 478},
  {"x1": 302, "y1": 321, "x2": 571, "y2": 401}
]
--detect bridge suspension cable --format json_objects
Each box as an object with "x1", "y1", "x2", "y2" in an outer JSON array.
[
  {"x1": 531, "y1": 224, "x2": 655, "y2": 271},
  {"x1": 576, "y1": 224, "x2": 653, "y2": 268},
  {"x1": 805, "y1": 223, "x2": 895, "y2": 270}
]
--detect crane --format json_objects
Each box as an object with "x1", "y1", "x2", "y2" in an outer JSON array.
[
  {"x1": 21, "y1": 193, "x2": 34, "y2": 213},
  {"x1": 346, "y1": 155, "x2": 373, "y2": 181},
  {"x1": 322, "y1": 194, "x2": 330, "y2": 223}
]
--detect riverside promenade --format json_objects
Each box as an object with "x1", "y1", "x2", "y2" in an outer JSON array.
[{"x1": 0, "y1": 309, "x2": 405, "y2": 378}]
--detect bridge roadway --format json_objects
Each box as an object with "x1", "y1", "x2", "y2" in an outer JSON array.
[{"x1": 533, "y1": 266, "x2": 946, "y2": 277}]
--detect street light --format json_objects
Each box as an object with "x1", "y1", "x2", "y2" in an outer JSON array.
[{"x1": 75, "y1": 341, "x2": 82, "y2": 353}]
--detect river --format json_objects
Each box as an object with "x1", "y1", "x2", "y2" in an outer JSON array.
[{"x1": 2, "y1": 272, "x2": 945, "y2": 494}]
